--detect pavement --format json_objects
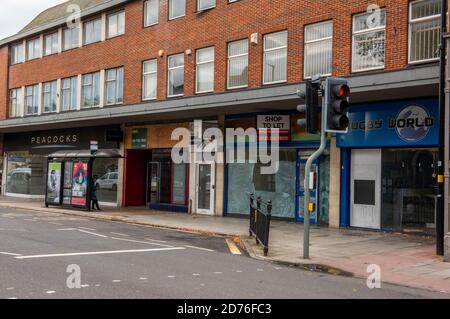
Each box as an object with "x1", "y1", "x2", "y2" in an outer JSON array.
[
  {"x1": 0, "y1": 206, "x2": 447, "y2": 299},
  {"x1": 0, "y1": 198, "x2": 449, "y2": 294}
]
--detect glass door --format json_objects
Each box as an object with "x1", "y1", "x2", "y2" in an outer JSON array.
[
  {"x1": 147, "y1": 162, "x2": 160, "y2": 205},
  {"x1": 196, "y1": 162, "x2": 215, "y2": 215}
]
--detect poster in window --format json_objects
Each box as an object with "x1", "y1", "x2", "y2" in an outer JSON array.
[
  {"x1": 71, "y1": 161, "x2": 88, "y2": 206},
  {"x1": 63, "y1": 161, "x2": 73, "y2": 205},
  {"x1": 46, "y1": 161, "x2": 62, "y2": 204}
]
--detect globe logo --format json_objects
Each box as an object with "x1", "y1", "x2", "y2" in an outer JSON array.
[{"x1": 394, "y1": 105, "x2": 433, "y2": 142}]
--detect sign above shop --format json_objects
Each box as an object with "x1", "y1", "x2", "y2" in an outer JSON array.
[
  {"x1": 257, "y1": 115, "x2": 291, "y2": 141},
  {"x1": 337, "y1": 99, "x2": 439, "y2": 148},
  {"x1": 131, "y1": 128, "x2": 148, "y2": 149}
]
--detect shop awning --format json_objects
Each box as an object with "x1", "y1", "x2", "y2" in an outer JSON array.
[{"x1": 47, "y1": 149, "x2": 122, "y2": 159}]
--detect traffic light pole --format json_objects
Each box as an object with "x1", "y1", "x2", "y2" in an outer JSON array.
[{"x1": 303, "y1": 95, "x2": 327, "y2": 260}]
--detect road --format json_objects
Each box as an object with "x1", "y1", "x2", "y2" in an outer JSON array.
[{"x1": 0, "y1": 207, "x2": 448, "y2": 299}]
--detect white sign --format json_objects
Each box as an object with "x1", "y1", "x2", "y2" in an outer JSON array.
[{"x1": 257, "y1": 115, "x2": 291, "y2": 130}]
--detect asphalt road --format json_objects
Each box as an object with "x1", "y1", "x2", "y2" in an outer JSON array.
[{"x1": 0, "y1": 207, "x2": 448, "y2": 299}]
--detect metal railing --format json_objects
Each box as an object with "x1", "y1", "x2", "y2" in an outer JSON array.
[{"x1": 249, "y1": 193, "x2": 272, "y2": 257}]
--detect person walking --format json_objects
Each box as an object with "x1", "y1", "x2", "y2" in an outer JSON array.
[{"x1": 90, "y1": 176, "x2": 101, "y2": 211}]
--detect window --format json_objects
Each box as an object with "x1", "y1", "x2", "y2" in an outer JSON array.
[
  {"x1": 168, "y1": 53, "x2": 184, "y2": 97},
  {"x1": 409, "y1": 0, "x2": 441, "y2": 63},
  {"x1": 196, "y1": 47, "x2": 214, "y2": 93},
  {"x1": 61, "y1": 76, "x2": 78, "y2": 111},
  {"x1": 63, "y1": 26, "x2": 79, "y2": 51},
  {"x1": 27, "y1": 38, "x2": 41, "y2": 60},
  {"x1": 143, "y1": 59, "x2": 157, "y2": 100},
  {"x1": 9, "y1": 88, "x2": 22, "y2": 118},
  {"x1": 304, "y1": 21, "x2": 333, "y2": 78},
  {"x1": 43, "y1": 80, "x2": 57, "y2": 113},
  {"x1": 263, "y1": 31, "x2": 288, "y2": 84},
  {"x1": 25, "y1": 84, "x2": 39, "y2": 115},
  {"x1": 107, "y1": 11, "x2": 125, "y2": 38},
  {"x1": 82, "y1": 72, "x2": 101, "y2": 108},
  {"x1": 11, "y1": 43, "x2": 24, "y2": 65},
  {"x1": 84, "y1": 18, "x2": 102, "y2": 45},
  {"x1": 105, "y1": 67, "x2": 124, "y2": 105},
  {"x1": 198, "y1": 0, "x2": 215, "y2": 11},
  {"x1": 44, "y1": 32, "x2": 59, "y2": 56},
  {"x1": 169, "y1": 0, "x2": 185, "y2": 20},
  {"x1": 228, "y1": 39, "x2": 248, "y2": 89},
  {"x1": 352, "y1": 9, "x2": 386, "y2": 72},
  {"x1": 144, "y1": 0, "x2": 159, "y2": 26}
]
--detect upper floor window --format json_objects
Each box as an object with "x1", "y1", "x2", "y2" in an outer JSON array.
[
  {"x1": 84, "y1": 18, "x2": 102, "y2": 45},
  {"x1": 107, "y1": 11, "x2": 125, "y2": 38},
  {"x1": 409, "y1": 0, "x2": 441, "y2": 63},
  {"x1": 25, "y1": 84, "x2": 39, "y2": 115},
  {"x1": 82, "y1": 71, "x2": 101, "y2": 108},
  {"x1": 143, "y1": 59, "x2": 157, "y2": 100},
  {"x1": 63, "y1": 26, "x2": 80, "y2": 51},
  {"x1": 196, "y1": 47, "x2": 215, "y2": 93},
  {"x1": 263, "y1": 30, "x2": 288, "y2": 85},
  {"x1": 26, "y1": 38, "x2": 41, "y2": 61},
  {"x1": 11, "y1": 43, "x2": 24, "y2": 65},
  {"x1": 168, "y1": 53, "x2": 184, "y2": 97},
  {"x1": 10, "y1": 88, "x2": 22, "y2": 118},
  {"x1": 198, "y1": 0, "x2": 216, "y2": 11},
  {"x1": 105, "y1": 67, "x2": 124, "y2": 105},
  {"x1": 304, "y1": 21, "x2": 333, "y2": 78},
  {"x1": 44, "y1": 32, "x2": 59, "y2": 56},
  {"x1": 43, "y1": 80, "x2": 57, "y2": 113},
  {"x1": 169, "y1": 0, "x2": 185, "y2": 20},
  {"x1": 228, "y1": 39, "x2": 248, "y2": 89},
  {"x1": 61, "y1": 76, "x2": 78, "y2": 111},
  {"x1": 144, "y1": 0, "x2": 159, "y2": 27},
  {"x1": 352, "y1": 9, "x2": 386, "y2": 72}
]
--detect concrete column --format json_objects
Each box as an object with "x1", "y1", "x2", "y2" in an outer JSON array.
[
  {"x1": 39, "y1": 34, "x2": 44, "y2": 58},
  {"x1": 78, "y1": 20, "x2": 83, "y2": 48},
  {"x1": 101, "y1": 13, "x2": 107, "y2": 41},
  {"x1": 76, "y1": 74, "x2": 82, "y2": 110},
  {"x1": 328, "y1": 137, "x2": 341, "y2": 228},
  {"x1": 20, "y1": 86, "x2": 25, "y2": 117},
  {"x1": 56, "y1": 79, "x2": 61, "y2": 113},
  {"x1": 99, "y1": 69, "x2": 105, "y2": 107},
  {"x1": 22, "y1": 40, "x2": 26, "y2": 62},
  {"x1": 37, "y1": 83, "x2": 43, "y2": 115},
  {"x1": 58, "y1": 28, "x2": 63, "y2": 53},
  {"x1": 214, "y1": 115, "x2": 225, "y2": 216}
]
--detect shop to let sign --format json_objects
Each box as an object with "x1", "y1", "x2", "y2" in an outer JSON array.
[{"x1": 257, "y1": 115, "x2": 291, "y2": 141}]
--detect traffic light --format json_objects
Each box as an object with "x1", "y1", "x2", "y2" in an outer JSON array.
[
  {"x1": 324, "y1": 77, "x2": 350, "y2": 133},
  {"x1": 297, "y1": 80, "x2": 320, "y2": 134}
]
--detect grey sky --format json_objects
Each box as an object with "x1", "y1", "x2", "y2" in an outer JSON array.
[{"x1": 0, "y1": 0, "x2": 68, "y2": 40}]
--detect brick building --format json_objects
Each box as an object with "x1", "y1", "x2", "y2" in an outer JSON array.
[{"x1": 0, "y1": 0, "x2": 442, "y2": 238}]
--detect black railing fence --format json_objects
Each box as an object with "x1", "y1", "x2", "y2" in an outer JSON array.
[{"x1": 249, "y1": 193, "x2": 272, "y2": 257}]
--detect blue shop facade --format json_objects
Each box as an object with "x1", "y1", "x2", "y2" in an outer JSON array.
[{"x1": 338, "y1": 98, "x2": 439, "y2": 234}]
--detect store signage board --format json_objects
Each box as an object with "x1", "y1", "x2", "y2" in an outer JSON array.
[
  {"x1": 132, "y1": 128, "x2": 148, "y2": 149},
  {"x1": 257, "y1": 115, "x2": 291, "y2": 141},
  {"x1": 337, "y1": 99, "x2": 439, "y2": 148}
]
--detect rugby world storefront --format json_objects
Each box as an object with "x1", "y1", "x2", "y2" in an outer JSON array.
[{"x1": 338, "y1": 98, "x2": 439, "y2": 235}]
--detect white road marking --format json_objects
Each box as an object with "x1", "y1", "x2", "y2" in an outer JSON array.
[
  {"x1": 78, "y1": 227, "x2": 96, "y2": 231},
  {"x1": 257, "y1": 269, "x2": 264, "y2": 272},
  {"x1": 0, "y1": 252, "x2": 22, "y2": 256},
  {"x1": 110, "y1": 237, "x2": 173, "y2": 247},
  {"x1": 8, "y1": 297, "x2": 17, "y2": 299},
  {"x1": 168, "y1": 275, "x2": 176, "y2": 278},
  {"x1": 110, "y1": 232, "x2": 130, "y2": 237},
  {"x1": 24, "y1": 219, "x2": 37, "y2": 222},
  {"x1": 48, "y1": 222, "x2": 64, "y2": 226},
  {"x1": 80, "y1": 284, "x2": 89, "y2": 288},
  {"x1": 76, "y1": 229, "x2": 108, "y2": 238},
  {"x1": 6, "y1": 287, "x2": 14, "y2": 290},
  {"x1": 236, "y1": 270, "x2": 243, "y2": 273},
  {"x1": 15, "y1": 247, "x2": 185, "y2": 259},
  {"x1": 58, "y1": 228, "x2": 77, "y2": 231},
  {"x1": 185, "y1": 245, "x2": 215, "y2": 252},
  {"x1": 139, "y1": 277, "x2": 148, "y2": 280},
  {"x1": 46, "y1": 291, "x2": 56, "y2": 294},
  {"x1": 214, "y1": 272, "x2": 223, "y2": 274},
  {"x1": 145, "y1": 238, "x2": 168, "y2": 243},
  {"x1": 112, "y1": 280, "x2": 121, "y2": 283},
  {"x1": 192, "y1": 273, "x2": 200, "y2": 276}
]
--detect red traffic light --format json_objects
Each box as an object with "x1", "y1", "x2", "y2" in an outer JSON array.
[{"x1": 334, "y1": 84, "x2": 350, "y2": 98}]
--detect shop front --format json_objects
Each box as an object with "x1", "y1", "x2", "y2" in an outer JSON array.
[
  {"x1": 338, "y1": 98, "x2": 439, "y2": 234},
  {"x1": 2, "y1": 125, "x2": 122, "y2": 206},
  {"x1": 225, "y1": 112, "x2": 331, "y2": 224}
]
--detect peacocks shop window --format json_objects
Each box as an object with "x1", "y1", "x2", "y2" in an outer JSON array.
[{"x1": 6, "y1": 152, "x2": 46, "y2": 196}]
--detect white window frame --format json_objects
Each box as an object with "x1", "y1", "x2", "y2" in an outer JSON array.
[
  {"x1": 227, "y1": 39, "x2": 249, "y2": 89},
  {"x1": 169, "y1": 0, "x2": 186, "y2": 20},
  {"x1": 105, "y1": 67, "x2": 124, "y2": 106},
  {"x1": 42, "y1": 80, "x2": 58, "y2": 113},
  {"x1": 9, "y1": 88, "x2": 22, "y2": 118},
  {"x1": 263, "y1": 30, "x2": 288, "y2": 85},
  {"x1": 143, "y1": 59, "x2": 158, "y2": 101},
  {"x1": 63, "y1": 26, "x2": 80, "y2": 51},
  {"x1": 26, "y1": 38, "x2": 41, "y2": 61},
  {"x1": 144, "y1": 0, "x2": 159, "y2": 27},
  {"x1": 61, "y1": 76, "x2": 78, "y2": 111},
  {"x1": 25, "y1": 84, "x2": 39, "y2": 116},
  {"x1": 82, "y1": 72, "x2": 101, "y2": 108},
  {"x1": 11, "y1": 43, "x2": 24, "y2": 65},
  {"x1": 351, "y1": 10, "x2": 386, "y2": 73},
  {"x1": 196, "y1": 47, "x2": 215, "y2": 94},
  {"x1": 198, "y1": 0, "x2": 216, "y2": 11},
  {"x1": 408, "y1": 0, "x2": 441, "y2": 64},
  {"x1": 167, "y1": 53, "x2": 185, "y2": 97},
  {"x1": 107, "y1": 11, "x2": 125, "y2": 39},
  {"x1": 83, "y1": 18, "x2": 102, "y2": 45},
  {"x1": 304, "y1": 20, "x2": 333, "y2": 79}
]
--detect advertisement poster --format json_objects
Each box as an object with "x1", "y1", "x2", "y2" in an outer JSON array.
[
  {"x1": 63, "y1": 161, "x2": 73, "y2": 205},
  {"x1": 71, "y1": 161, "x2": 88, "y2": 206},
  {"x1": 46, "y1": 162, "x2": 62, "y2": 204}
]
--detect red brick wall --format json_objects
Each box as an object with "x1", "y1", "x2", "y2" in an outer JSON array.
[
  {"x1": 4, "y1": 0, "x2": 413, "y2": 114},
  {"x1": 0, "y1": 46, "x2": 8, "y2": 120}
]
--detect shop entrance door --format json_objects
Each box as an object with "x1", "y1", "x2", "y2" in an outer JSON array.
[
  {"x1": 296, "y1": 159, "x2": 319, "y2": 223},
  {"x1": 146, "y1": 162, "x2": 160, "y2": 205},
  {"x1": 350, "y1": 149, "x2": 381, "y2": 229},
  {"x1": 196, "y1": 162, "x2": 215, "y2": 215}
]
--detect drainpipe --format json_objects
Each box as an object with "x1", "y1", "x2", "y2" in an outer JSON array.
[{"x1": 438, "y1": 0, "x2": 448, "y2": 256}]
